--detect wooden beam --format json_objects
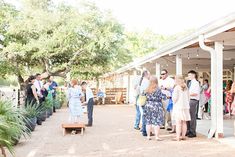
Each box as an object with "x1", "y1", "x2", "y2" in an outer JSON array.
[{"x1": 225, "y1": 27, "x2": 235, "y2": 32}]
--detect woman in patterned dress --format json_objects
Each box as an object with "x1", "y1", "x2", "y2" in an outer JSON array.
[
  {"x1": 144, "y1": 76, "x2": 166, "y2": 141},
  {"x1": 67, "y1": 79, "x2": 84, "y2": 123},
  {"x1": 230, "y1": 81, "x2": 235, "y2": 115},
  {"x1": 225, "y1": 80, "x2": 233, "y2": 116}
]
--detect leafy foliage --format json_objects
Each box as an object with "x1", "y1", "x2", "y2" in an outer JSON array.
[
  {"x1": 0, "y1": 0, "x2": 173, "y2": 84},
  {"x1": 24, "y1": 103, "x2": 43, "y2": 118},
  {"x1": 0, "y1": 100, "x2": 30, "y2": 155}
]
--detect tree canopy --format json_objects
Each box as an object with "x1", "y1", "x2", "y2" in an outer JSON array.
[{"x1": 0, "y1": 0, "x2": 173, "y2": 87}]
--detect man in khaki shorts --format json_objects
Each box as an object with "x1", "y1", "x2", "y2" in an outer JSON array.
[{"x1": 159, "y1": 69, "x2": 175, "y2": 131}]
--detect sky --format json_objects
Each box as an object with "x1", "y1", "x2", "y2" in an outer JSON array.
[{"x1": 5, "y1": 0, "x2": 235, "y2": 35}]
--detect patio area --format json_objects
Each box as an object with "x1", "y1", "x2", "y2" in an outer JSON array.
[{"x1": 6, "y1": 105, "x2": 235, "y2": 157}]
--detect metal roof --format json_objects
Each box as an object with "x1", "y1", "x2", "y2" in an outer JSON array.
[{"x1": 105, "y1": 12, "x2": 235, "y2": 76}]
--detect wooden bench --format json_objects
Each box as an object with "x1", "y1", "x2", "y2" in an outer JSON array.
[
  {"x1": 62, "y1": 123, "x2": 85, "y2": 136},
  {"x1": 111, "y1": 91, "x2": 124, "y2": 104},
  {"x1": 105, "y1": 88, "x2": 127, "y2": 104}
]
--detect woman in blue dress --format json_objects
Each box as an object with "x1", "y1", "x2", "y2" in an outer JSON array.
[
  {"x1": 67, "y1": 79, "x2": 83, "y2": 123},
  {"x1": 144, "y1": 76, "x2": 166, "y2": 141}
]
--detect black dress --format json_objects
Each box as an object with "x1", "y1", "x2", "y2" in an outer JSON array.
[{"x1": 25, "y1": 83, "x2": 36, "y2": 106}]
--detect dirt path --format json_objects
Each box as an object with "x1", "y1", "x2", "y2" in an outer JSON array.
[{"x1": 6, "y1": 105, "x2": 235, "y2": 157}]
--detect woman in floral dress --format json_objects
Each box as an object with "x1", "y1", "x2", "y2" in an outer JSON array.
[
  {"x1": 144, "y1": 76, "x2": 166, "y2": 141},
  {"x1": 225, "y1": 80, "x2": 233, "y2": 116}
]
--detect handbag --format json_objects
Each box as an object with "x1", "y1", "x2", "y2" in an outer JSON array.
[
  {"x1": 138, "y1": 94, "x2": 147, "y2": 106},
  {"x1": 167, "y1": 98, "x2": 173, "y2": 112}
]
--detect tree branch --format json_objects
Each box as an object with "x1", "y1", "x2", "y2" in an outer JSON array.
[{"x1": 42, "y1": 51, "x2": 82, "y2": 78}]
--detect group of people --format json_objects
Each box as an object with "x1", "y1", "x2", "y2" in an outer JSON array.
[
  {"x1": 25, "y1": 74, "x2": 58, "y2": 109},
  {"x1": 25, "y1": 74, "x2": 95, "y2": 127},
  {"x1": 198, "y1": 78, "x2": 235, "y2": 118},
  {"x1": 134, "y1": 69, "x2": 201, "y2": 141}
]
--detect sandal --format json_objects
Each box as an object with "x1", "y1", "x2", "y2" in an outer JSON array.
[
  {"x1": 180, "y1": 137, "x2": 186, "y2": 140},
  {"x1": 71, "y1": 130, "x2": 76, "y2": 135},
  {"x1": 156, "y1": 138, "x2": 163, "y2": 141},
  {"x1": 172, "y1": 138, "x2": 181, "y2": 141}
]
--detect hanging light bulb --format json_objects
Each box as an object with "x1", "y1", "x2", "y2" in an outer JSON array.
[
  {"x1": 196, "y1": 49, "x2": 199, "y2": 57},
  {"x1": 196, "y1": 64, "x2": 198, "y2": 70},
  {"x1": 188, "y1": 53, "x2": 190, "y2": 60}
]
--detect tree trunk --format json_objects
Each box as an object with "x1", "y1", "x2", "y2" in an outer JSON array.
[
  {"x1": 96, "y1": 76, "x2": 99, "y2": 92},
  {"x1": 17, "y1": 72, "x2": 25, "y2": 90},
  {"x1": 0, "y1": 145, "x2": 6, "y2": 157}
]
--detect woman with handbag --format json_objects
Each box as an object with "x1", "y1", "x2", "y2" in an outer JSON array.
[
  {"x1": 143, "y1": 76, "x2": 166, "y2": 141},
  {"x1": 138, "y1": 70, "x2": 150, "y2": 136}
]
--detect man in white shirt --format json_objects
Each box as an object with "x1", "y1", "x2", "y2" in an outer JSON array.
[
  {"x1": 187, "y1": 70, "x2": 200, "y2": 138},
  {"x1": 159, "y1": 69, "x2": 175, "y2": 130},
  {"x1": 33, "y1": 73, "x2": 44, "y2": 102},
  {"x1": 81, "y1": 81, "x2": 94, "y2": 127}
]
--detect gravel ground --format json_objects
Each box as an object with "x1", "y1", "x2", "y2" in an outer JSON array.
[{"x1": 6, "y1": 105, "x2": 235, "y2": 157}]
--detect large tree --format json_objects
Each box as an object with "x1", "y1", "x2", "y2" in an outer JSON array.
[{"x1": 0, "y1": 0, "x2": 131, "y2": 88}]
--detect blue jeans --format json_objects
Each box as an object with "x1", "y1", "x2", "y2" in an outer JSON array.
[
  {"x1": 141, "y1": 106, "x2": 147, "y2": 135},
  {"x1": 134, "y1": 104, "x2": 141, "y2": 128},
  {"x1": 87, "y1": 98, "x2": 94, "y2": 125}
]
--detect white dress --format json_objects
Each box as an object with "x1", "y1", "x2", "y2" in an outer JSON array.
[
  {"x1": 67, "y1": 87, "x2": 83, "y2": 117},
  {"x1": 172, "y1": 85, "x2": 191, "y2": 121}
]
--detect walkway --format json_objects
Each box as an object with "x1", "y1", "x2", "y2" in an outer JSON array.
[{"x1": 7, "y1": 105, "x2": 235, "y2": 157}]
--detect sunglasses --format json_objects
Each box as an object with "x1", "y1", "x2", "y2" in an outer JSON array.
[{"x1": 161, "y1": 73, "x2": 167, "y2": 75}]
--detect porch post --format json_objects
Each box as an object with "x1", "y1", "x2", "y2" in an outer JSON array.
[
  {"x1": 176, "y1": 54, "x2": 182, "y2": 75},
  {"x1": 155, "y1": 63, "x2": 161, "y2": 79},
  {"x1": 127, "y1": 72, "x2": 131, "y2": 104}
]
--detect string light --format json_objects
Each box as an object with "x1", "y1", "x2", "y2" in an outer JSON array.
[
  {"x1": 196, "y1": 64, "x2": 198, "y2": 70},
  {"x1": 196, "y1": 49, "x2": 199, "y2": 57}
]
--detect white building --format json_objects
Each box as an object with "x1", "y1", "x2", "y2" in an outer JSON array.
[{"x1": 103, "y1": 12, "x2": 235, "y2": 139}]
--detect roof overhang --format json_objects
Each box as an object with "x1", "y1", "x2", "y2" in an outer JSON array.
[{"x1": 104, "y1": 12, "x2": 235, "y2": 77}]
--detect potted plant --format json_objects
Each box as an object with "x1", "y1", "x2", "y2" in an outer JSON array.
[
  {"x1": 24, "y1": 103, "x2": 42, "y2": 131},
  {"x1": 36, "y1": 105, "x2": 45, "y2": 125},
  {"x1": 43, "y1": 98, "x2": 53, "y2": 117},
  {"x1": 0, "y1": 100, "x2": 30, "y2": 157},
  {"x1": 54, "y1": 98, "x2": 61, "y2": 109}
]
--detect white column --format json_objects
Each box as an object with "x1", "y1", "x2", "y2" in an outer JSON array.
[
  {"x1": 127, "y1": 73, "x2": 131, "y2": 104},
  {"x1": 215, "y1": 42, "x2": 224, "y2": 138},
  {"x1": 133, "y1": 70, "x2": 137, "y2": 76},
  {"x1": 176, "y1": 54, "x2": 182, "y2": 75},
  {"x1": 155, "y1": 63, "x2": 161, "y2": 79}
]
